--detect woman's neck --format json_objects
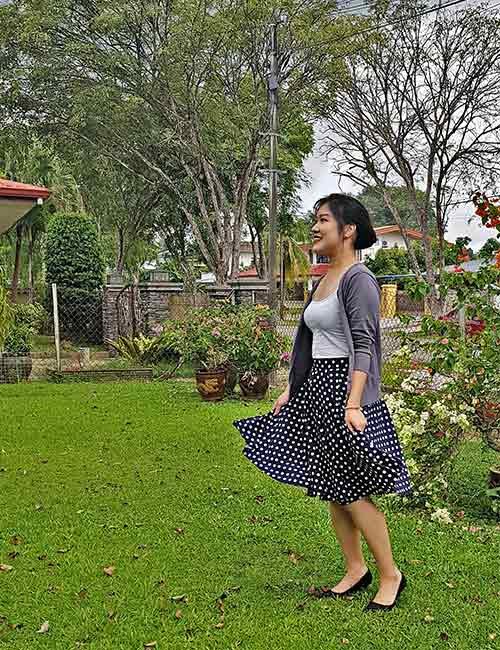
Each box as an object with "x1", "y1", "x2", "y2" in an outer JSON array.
[{"x1": 327, "y1": 253, "x2": 359, "y2": 273}]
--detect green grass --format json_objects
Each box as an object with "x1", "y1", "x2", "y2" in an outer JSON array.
[{"x1": 0, "y1": 382, "x2": 499, "y2": 650}]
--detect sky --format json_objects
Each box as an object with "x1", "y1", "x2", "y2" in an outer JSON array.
[
  {"x1": 297, "y1": 145, "x2": 491, "y2": 252},
  {"x1": 298, "y1": 0, "x2": 497, "y2": 252}
]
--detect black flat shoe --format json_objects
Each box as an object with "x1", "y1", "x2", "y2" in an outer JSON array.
[
  {"x1": 364, "y1": 572, "x2": 407, "y2": 611},
  {"x1": 309, "y1": 569, "x2": 372, "y2": 599}
]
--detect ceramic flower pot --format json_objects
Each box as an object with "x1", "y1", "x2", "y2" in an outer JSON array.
[
  {"x1": 195, "y1": 367, "x2": 226, "y2": 401},
  {"x1": 238, "y1": 370, "x2": 269, "y2": 400},
  {"x1": 0, "y1": 353, "x2": 33, "y2": 383}
]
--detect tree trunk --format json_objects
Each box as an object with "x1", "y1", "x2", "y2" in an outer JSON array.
[
  {"x1": 381, "y1": 189, "x2": 424, "y2": 280},
  {"x1": 116, "y1": 228, "x2": 125, "y2": 274},
  {"x1": 256, "y1": 230, "x2": 266, "y2": 279},
  {"x1": 10, "y1": 224, "x2": 23, "y2": 303},
  {"x1": 27, "y1": 226, "x2": 35, "y2": 303}
]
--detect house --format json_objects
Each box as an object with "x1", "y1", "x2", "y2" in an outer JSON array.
[
  {"x1": 0, "y1": 179, "x2": 50, "y2": 235},
  {"x1": 359, "y1": 225, "x2": 434, "y2": 262}
]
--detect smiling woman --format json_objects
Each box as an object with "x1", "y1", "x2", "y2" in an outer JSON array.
[{"x1": 233, "y1": 193, "x2": 413, "y2": 612}]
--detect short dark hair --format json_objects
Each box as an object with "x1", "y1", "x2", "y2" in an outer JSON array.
[{"x1": 313, "y1": 193, "x2": 377, "y2": 250}]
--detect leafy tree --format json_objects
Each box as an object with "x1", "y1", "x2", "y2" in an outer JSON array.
[
  {"x1": 356, "y1": 185, "x2": 436, "y2": 232},
  {"x1": 2, "y1": 0, "x2": 370, "y2": 284},
  {"x1": 478, "y1": 237, "x2": 500, "y2": 261},
  {"x1": 364, "y1": 248, "x2": 410, "y2": 277}
]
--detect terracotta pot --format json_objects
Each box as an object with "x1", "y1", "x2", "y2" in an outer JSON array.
[
  {"x1": 224, "y1": 363, "x2": 238, "y2": 395},
  {"x1": 239, "y1": 370, "x2": 269, "y2": 400},
  {"x1": 0, "y1": 353, "x2": 33, "y2": 383},
  {"x1": 195, "y1": 367, "x2": 226, "y2": 401}
]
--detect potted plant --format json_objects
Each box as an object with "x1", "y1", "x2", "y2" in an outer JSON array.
[
  {"x1": 1, "y1": 323, "x2": 34, "y2": 383},
  {"x1": 163, "y1": 307, "x2": 230, "y2": 401},
  {"x1": 234, "y1": 305, "x2": 287, "y2": 400}
]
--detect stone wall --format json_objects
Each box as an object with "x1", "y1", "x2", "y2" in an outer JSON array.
[{"x1": 102, "y1": 276, "x2": 271, "y2": 345}]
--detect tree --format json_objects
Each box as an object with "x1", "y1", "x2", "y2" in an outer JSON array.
[
  {"x1": 45, "y1": 211, "x2": 106, "y2": 343},
  {"x1": 3, "y1": 0, "x2": 364, "y2": 285},
  {"x1": 356, "y1": 185, "x2": 436, "y2": 232},
  {"x1": 0, "y1": 134, "x2": 83, "y2": 301},
  {"x1": 364, "y1": 247, "x2": 410, "y2": 277},
  {"x1": 320, "y1": 2, "x2": 500, "y2": 308},
  {"x1": 478, "y1": 237, "x2": 500, "y2": 261}
]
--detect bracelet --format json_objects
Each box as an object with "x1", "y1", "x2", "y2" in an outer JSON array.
[{"x1": 345, "y1": 406, "x2": 362, "y2": 410}]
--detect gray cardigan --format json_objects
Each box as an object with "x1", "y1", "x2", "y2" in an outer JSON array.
[{"x1": 287, "y1": 262, "x2": 382, "y2": 407}]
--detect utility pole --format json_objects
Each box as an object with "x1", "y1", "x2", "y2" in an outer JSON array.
[{"x1": 267, "y1": 19, "x2": 279, "y2": 318}]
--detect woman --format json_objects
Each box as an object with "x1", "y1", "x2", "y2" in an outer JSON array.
[{"x1": 233, "y1": 193, "x2": 413, "y2": 612}]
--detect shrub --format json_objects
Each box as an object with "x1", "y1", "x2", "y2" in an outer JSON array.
[
  {"x1": 3, "y1": 323, "x2": 33, "y2": 355},
  {"x1": 383, "y1": 346, "x2": 475, "y2": 512},
  {"x1": 12, "y1": 302, "x2": 48, "y2": 334},
  {"x1": 45, "y1": 211, "x2": 105, "y2": 291}
]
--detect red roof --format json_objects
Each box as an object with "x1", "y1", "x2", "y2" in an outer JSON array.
[
  {"x1": 0, "y1": 179, "x2": 50, "y2": 200},
  {"x1": 237, "y1": 263, "x2": 330, "y2": 279}
]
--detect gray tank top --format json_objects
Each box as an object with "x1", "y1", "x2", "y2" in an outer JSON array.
[{"x1": 303, "y1": 288, "x2": 350, "y2": 358}]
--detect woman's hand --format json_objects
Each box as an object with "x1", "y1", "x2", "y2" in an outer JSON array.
[
  {"x1": 272, "y1": 387, "x2": 290, "y2": 416},
  {"x1": 345, "y1": 408, "x2": 367, "y2": 434}
]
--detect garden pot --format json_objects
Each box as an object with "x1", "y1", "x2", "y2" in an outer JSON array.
[
  {"x1": 224, "y1": 363, "x2": 238, "y2": 395},
  {"x1": 477, "y1": 400, "x2": 499, "y2": 423},
  {"x1": 0, "y1": 353, "x2": 33, "y2": 383},
  {"x1": 195, "y1": 368, "x2": 226, "y2": 401},
  {"x1": 489, "y1": 466, "x2": 500, "y2": 489},
  {"x1": 239, "y1": 370, "x2": 269, "y2": 400}
]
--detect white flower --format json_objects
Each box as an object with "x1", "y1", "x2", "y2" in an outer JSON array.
[{"x1": 430, "y1": 508, "x2": 453, "y2": 524}]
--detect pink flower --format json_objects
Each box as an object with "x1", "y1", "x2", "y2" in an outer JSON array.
[
  {"x1": 453, "y1": 265, "x2": 465, "y2": 273},
  {"x1": 212, "y1": 328, "x2": 221, "y2": 337},
  {"x1": 281, "y1": 352, "x2": 291, "y2": 362},
  {"x1": 440, "y1": 338, "x2": 449, "y2": 345}
]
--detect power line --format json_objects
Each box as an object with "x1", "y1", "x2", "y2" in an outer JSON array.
[{"x1": 305, "y1": 0, "x2": 495, "y2": 54}]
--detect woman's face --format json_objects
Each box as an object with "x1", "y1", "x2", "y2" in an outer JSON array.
[{"x1": 311, "y1": 204, "x2": 355, "y2": 257}]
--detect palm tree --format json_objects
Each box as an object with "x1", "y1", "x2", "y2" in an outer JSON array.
[{"x1": 2, "y1": 137, "x2": 83, "y2": 302}]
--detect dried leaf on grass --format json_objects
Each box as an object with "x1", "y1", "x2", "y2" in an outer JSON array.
[{"x1": 36, "y1": 621, "x2": 49, "y2": 634}]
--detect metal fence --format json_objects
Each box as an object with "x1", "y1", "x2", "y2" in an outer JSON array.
[{"x1": 0, "y1": 275, "x2": 456, "y2": 385}]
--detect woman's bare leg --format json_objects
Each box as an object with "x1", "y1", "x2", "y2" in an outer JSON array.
[
  {"x1": 342, "y1": 496, "x2": 402, "y2": 604},
  {"x1": 328, "y1": 501, "x2": 369, "y2": 592}
]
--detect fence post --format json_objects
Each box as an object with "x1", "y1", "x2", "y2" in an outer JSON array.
[{"x1": 52, "y1": 283, "x2": 62, "y2": 372}]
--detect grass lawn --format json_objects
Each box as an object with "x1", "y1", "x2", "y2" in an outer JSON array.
[{"x1": 0, "y1": 381, "x2": 499, "y2": 650}]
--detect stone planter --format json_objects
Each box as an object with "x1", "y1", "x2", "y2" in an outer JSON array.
[
  {"x1": 224, "y1": 363, "x2": 239, "y2": 395},
  {"x1": 476, "y1": 400, "x2": 500, "y2": 452},
  {"x1": 489, "y1": 466, "x2": 500, "y2": 489},
  {"x1": 239, "y1": 370, "x2": 269, "y2": 400},
  {"x1": 0, "y1": 353, "x2": 33, "y2": 383},
  {"x1": 195, "y1": 368, "x2": 226, "y2": 401}
]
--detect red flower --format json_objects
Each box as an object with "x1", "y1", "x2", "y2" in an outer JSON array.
[{"x1": 453, "y1": 265, "x2": 465, "y2": 273}]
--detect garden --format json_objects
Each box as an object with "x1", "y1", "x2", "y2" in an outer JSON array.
[{"x1": 1, "y1": 198, "x2": 500, "y2": 647}]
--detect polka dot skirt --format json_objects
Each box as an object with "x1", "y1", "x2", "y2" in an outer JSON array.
[{"x1": 233, "y1": 357, "x2": 413, "y2": 505}]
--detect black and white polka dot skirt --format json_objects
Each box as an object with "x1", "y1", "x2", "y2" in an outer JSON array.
[{"x1": 233, "y1": 357, "x2": 413, "y2": 505}]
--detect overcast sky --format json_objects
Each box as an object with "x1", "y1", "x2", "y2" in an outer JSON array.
[{"x1": 298, "y1": 146, "x2": 490, "y2": 252}]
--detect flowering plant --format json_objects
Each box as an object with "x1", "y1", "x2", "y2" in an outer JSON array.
[
  {"x1": 472, "y1": 192, "x2": 500, "y2": 268},
  {"x1": 161, "y1": 304, "x2": 235, "y2": 371},
  {"x1": 383, "y1": 346, "x2": 475, "y2": 511},
  {"x1": 232, "y1": 304, "x2": 288, "y2": 374}
]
